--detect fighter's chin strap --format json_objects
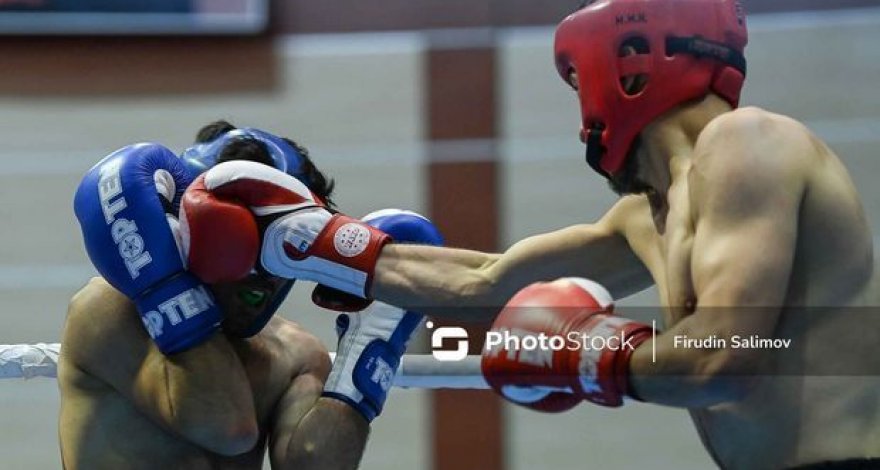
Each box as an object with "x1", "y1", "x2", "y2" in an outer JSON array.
[{"x1": 584, "y1": 124, "x2": 609, "y2": 179}]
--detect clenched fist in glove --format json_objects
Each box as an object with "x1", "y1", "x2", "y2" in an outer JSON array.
[
  {"x1": 74, "y1": 143, "x2": 222, "y2": 354},
  {"x1": 481, "y1": 278, "x2": 654, "y2": 411},
  {"x1": 180, "y1": 161, "x2": 391, "y2": 297}
]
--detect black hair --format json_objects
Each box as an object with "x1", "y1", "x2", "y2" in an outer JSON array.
[
  {"x1": 193, "y1": 120, "x2": 336, "y2": 208},
  {"x1": 215, "y1": 137, "x2": 277, "y2": 168},
  {"x1": 195, "y1": 120, "x2": 236, "y2": 144},
  {"x1": 279, "y1": 137, "x2": 336, "y2": 208}
]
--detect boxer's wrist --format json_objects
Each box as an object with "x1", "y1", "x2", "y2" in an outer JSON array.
[
  {"x1": 135, "y1": 272, "x2": 222, "y2": 354},
  {"x1": 615, "y1": 329, "x2": 652, "y2": 402},
  {"x1": 260, "y1": 213, "x2": 391, "y2": 297},
  {"x1": 623, "y1": 332, "x2": 662, "y2": 403},
  {"x1": 572, "y1": 315, "x2": 655, "y2": 407},
  {"x1": 310, "y1": 209, "x2": 443, "y2": 312}
]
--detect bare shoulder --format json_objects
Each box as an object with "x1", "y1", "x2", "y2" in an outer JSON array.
[
  {"x1": 65, "y1": 277, "x2": 135, "y2": 337},
  {"x1": 689, "y1": 107, "x2": 815, "y2": 210},
  {"x1": 695, "y1": 107, "x2": 817, "y2": 175},
  {"x1": 259, "y1": 317, "x2": 331, "y2": 380},
  {"x1": 67, "y1": 277, "x2": 129, "y2": 315},
  {"x1": 63, "y1": 277, "x2": 147, "y2": 371},
  {"x1": 601, "y1": 194, "x2": 652, "y2": 234}
]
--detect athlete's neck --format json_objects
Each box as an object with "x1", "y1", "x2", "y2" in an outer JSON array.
[{"x1": 638, "y1": 93, "x2": 733, "y2": 193}]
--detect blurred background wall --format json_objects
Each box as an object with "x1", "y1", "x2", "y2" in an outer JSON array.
[{"x1": 0, "y1": 1, "x2": 877, "y2": 468}]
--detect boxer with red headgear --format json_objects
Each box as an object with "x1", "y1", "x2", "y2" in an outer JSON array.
[
  {"x1": 177, "y1": 1, "x2": 875, "y2": 468},
  {"x1": 554, "y1": 0, "x2": 747, "y2": 181}
]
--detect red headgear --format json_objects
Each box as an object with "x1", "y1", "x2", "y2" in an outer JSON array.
[{"x1": 554, "y1": 0, "x2": 748, "y2": 178}]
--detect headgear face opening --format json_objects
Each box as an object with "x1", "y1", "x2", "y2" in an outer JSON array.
[
  {"x1": 554, "y1": 0, "x2": 748, "y2": 178},
  {"x1": 179, "y1": 127, "x2": 304, "y2": 337}
]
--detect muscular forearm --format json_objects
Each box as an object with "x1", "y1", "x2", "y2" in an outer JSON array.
[
  {"x1": 627, "y1": 317, "x2": 765, "y2": 408},
  {"x1": 275, "y1": 398, "x2": 369, "y2": 470},
  {"x1": 65, "y1": 281, "x2": 259, "y2": 455},
  {"x1": 373, "y1": 244, "x2": 504, "y2": 319},
  {"x1": 139, "y1": 333, "x2": 258, "y2": 454},
  {"x1": 371, "y1": 225, "x2": 653, "y2": 321}
]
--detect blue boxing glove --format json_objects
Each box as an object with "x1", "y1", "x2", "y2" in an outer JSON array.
[
  {"x1": 74, "y1": 143, "x2": 222, "y2": 354},
  {"x1": 321, "y1": 209, "x2": 444, "y2": 422}
]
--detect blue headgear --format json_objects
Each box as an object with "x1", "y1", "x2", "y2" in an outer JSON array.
[
  {"x1": 180, "y1": 127, "x2": 305, "y2": 338},
  {"x1": 180, "y1": 127, "x2": 309, "y2": 181}
]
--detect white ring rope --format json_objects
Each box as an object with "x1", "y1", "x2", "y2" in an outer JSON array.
[
  {"x1": 0, "y1": 343, "x2": 60, "y2": 379},
  {"x1": 0, "y1": 344, "x2": 489, "y2": 390}
]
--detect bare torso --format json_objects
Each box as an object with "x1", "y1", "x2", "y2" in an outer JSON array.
[
  {"x1": 621, "y1": 109, "x2": 876, "y2": 469},
  {"x1": 58, "y1": 281, "x2": 308, "y2": 470}
]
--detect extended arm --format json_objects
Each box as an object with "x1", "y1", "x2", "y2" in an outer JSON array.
[
  {"x1": 182, "y1": 161, "x2": 654, "y2": 322},
  {"x1": 373, "y1": 202, "x2": 653, "y2": 319}
]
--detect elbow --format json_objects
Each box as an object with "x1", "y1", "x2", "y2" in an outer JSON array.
[
  {"x1": 692, "y1": 348, "x2": 764, "y2": 404},
  {"x1": 457, "y1": 266, "x2": 505, "y2": 318},
  {"x1": 469, "y1": 255, "x2": 508, "y2": 302},
  {"x1": 211, "y1": 421, "x2": 260, "y2": 457},
  {"x1": 462, "y1": 268, "x2": 495, "y2": 303},
  {"x1": 192, "y1": 419, "x2": 260, "y2": 457},
  {"x1": 174, "y1": 408, "x2": 259, "y2": 456}
]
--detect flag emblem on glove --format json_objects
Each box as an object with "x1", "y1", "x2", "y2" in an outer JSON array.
[{"x1": 333, "y1": 223, "x2": 371, "y2": 257}]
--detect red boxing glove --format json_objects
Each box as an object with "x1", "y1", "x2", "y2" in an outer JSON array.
[
  {"x1": 179, "y1": 175, "x2": 260, "y2": 283},
  {"x1": 481, "y1": 278, "x2": 653, "y2": 411},
  {"x1": 182, "y1": 161, "x2": 391, "y2": 298}
]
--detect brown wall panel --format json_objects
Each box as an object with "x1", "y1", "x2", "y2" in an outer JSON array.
[
  {"x1": 490, "y1": 0, "x2": 880, "y2": 27},
  {"x1": 491, "y1": 0, "x2": 579, "y2": 27},
  {"x1": 432, "y1": 390, "x2": 504, "y2": 470},
  {"x1": 428, "y1": 161, "x2": 499, "y2": 251},
  {"x1": 426, "y1": 42, "x2": 504, "y2": 470},
  {"x1": 272, "y1": 0, "x2": 877, "y2": 34},
  {"x1": 427, "y1": 48, "x2": 497, "y2": 141},
  {"x1": 273, "y1": 0, "x2": 492, "y2": 34},
  {"x1": 428, "y1": 161, "x2": 505, "y2": 470},
  {"x1": 0, "y1": 36, "x2": 276, "y2": 96}
]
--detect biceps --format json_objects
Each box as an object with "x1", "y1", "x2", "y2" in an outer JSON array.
[
  {"x1": 63, "y1": 292, "x2": 156, "y2": 398},
  {"x1": 82, "y1": 335, "x2": 185, "y2": 427},
  {"x1": 489, "y1": 224, "x2": 650, "y2": 299},
  {"x1": 693, "y1": 214, "x2": 797, "y2": 308},
  {"x1": 65, "y1": 319, "x2": 177, "y2": 428}
]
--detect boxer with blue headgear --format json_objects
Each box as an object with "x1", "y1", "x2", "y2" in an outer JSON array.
[
  {"x1": 64, "y1": 121, "x2": 389, "y2": 469},
  {"x1": 179, "y1": 120, "x2": 336, "y2": 337}
]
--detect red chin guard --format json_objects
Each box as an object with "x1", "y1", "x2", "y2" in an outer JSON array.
[{"x1": 554, "y1": 0, "x2": 748, "y2": 178}]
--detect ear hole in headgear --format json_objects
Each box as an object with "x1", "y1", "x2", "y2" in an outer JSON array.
[{"x1": 618, "y1": 37, "x2": 650, "y2": 96}]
